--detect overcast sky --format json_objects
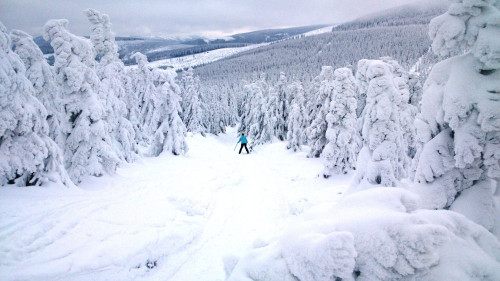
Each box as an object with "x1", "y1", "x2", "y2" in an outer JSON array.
[{"x1": 1, "y1": 0, "x2": 414, "y2": 38}]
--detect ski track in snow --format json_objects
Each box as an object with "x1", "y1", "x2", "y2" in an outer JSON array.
[{"x1": 0, "y1": 127, "x2": 351, "y2": 281}]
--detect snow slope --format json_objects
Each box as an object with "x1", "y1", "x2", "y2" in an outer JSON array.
[
  {"x1": 0, "y1": 127, "x2": 350, "y2": 281},
  {"x1": 302, "y1": 26, "x2": 334, "y2": 37},
  {"x1": 147, "y1": 43, "x2": 268, "y2": 70}
]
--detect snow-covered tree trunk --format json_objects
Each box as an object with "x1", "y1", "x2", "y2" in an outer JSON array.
[
  {"x1": 44, "y1": 19, "x2": 119, "y2": 184},
  {"x1": 321, "y1": 67, "x2": 360, "y2": 177},
  {"x1": 306, "y1": 66, "x2": 335, "y2": 158},
  {"x1": 85, "y1": 9, "x2": 138, "y2": 162},
  {"x1": 412, "y1": 0, "x2": 500, "y2": 235},
  {"x1": 0, "y1": 22, "x2": 71, "y2": 187}
]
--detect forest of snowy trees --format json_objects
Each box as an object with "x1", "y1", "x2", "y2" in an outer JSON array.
[
  {"x1": 0, "y1": 10, "x2": 234, "y2": 187},
  {"x1": 1, "y1": 0, "x2": 499, "y2": 279},
  {"x1": 225, "y1": 0, "x2": 500, "y2": 279}
]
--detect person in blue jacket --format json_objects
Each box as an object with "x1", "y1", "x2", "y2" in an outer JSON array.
[{"x1": 237, "y1": 134, "x2": 250, "y2": 154}]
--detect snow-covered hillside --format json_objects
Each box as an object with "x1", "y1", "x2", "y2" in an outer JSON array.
[
  {"x1": 0, "y1": 127, "x2": 350, "y2": 281},
  {"x1": 147, "y1": 43, "x2": 268, "y2": 71},
  {"x1": 193, "y1": 2, "x2": 445, "y2": 103},
  {"x1": 146, "y1": 23, "x2": 339, "y2": 71}
]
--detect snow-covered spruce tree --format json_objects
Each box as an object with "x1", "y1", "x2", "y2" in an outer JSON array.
[
  {"x1": 381, "y1": 57, "x2": 418, "y2": 159},
  {"x1": 10, "y1": 29, "x2": 66, "y2": 149},
  {"x1": 43, "y1": 19, "x2": 119, "y2": 184},
  {"x1": 238, "y1": 75, "x2": 274, "y2": 146},
  {"x1": 265, "y1": 86, "x2": 280, "y2": 138},
  {"x1": 122, "y1": 65, "x2": 140, "y2": 144},
  {"x1": 225, "y1": 83, "x2": 238, "y2": 127},
  {"x1": 412, "y1": 0, "x2": 500, "y2": 234},
  {"x1": 205, "y1": 88, "x2": 226, "y2": 135},
  {"x1": 149, "y1": 69, "x2": 188, "y2": 156},
  {"x1": 286, "y1": 81, "x2": 307, "y2": 151},
  {"x1": 355, "y1": 59, "x2": 370, "y2": 118},
  {"x1": 238, "y1": 74, "x2": 266, "y2": 135},
  {"x1": 249, "y1": 85, "x2": 274, "y2": 145},
  {"x1": 0, "y1": 22, "x2": 70, "y2": 186},
  {"x1": 237, "y1": 81, "x2": 254, "y2": 135},
  {"x1": 305, "y1": 66, "x2": 330, "y2": 125},
  {"x1": 408, "y1": 71, "x2": 423, "y2": 110},
  {"x1": 85, "y1": 9, "x2": 137, "y2": 162},
  {"x1": 272, "y1": 72, "x2": 289, "y2": 140},
  {"x1": 321, "y1": 67, "x2": 360, "y2": 177},
  {"x1": 395, "y1": 75, "x2": 418, "y2": 160},
  {"x1": 306, "y1": 66, "x2": 335, "y2": 158},
  {"x1": 129, "y1": 52, "x2": 156, "y2": 144},
  {"x1": 217, "y1": 86, "x2": 231, "y2": 133},
  {"x1": 352, "y1": 60, "x2": 408, "y2": 188},
  {"x1": 180, "y1": 67, "x2": 207, "y2": 136}
]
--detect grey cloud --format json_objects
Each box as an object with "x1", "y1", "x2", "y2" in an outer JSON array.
[{"x1": 1, "y1": 0, "x2": 412, "y2": 38}]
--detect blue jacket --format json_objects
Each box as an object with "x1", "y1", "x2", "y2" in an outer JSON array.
[{"x1": 238, "y1": 136, "x2": 248, "y2": 144}]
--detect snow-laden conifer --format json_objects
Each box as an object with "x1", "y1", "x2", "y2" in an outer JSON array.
[
  {"x1": 129, "y1": 52, "x2": 156, "y2": 144},
  {"x1": 43, "y1": 19, "x2": 119, "y2": 183},
  {"x1": 412, "y1": 0, "x2": 500, "y2": 234},
  {"x1": 321, "y1": 67, "x2": 360, "y2": 177},
  {"x1": 306, "y1": 66, "x2": 335, "y2": 158},
  {"x1": 273, "y1": 72, "x2": 289, "y2": 140},
  {"x1": 85, "y1": 9, "x2": 137, "y2": 162},
  {"x1": 149, "y1": 69, "x2": 188, "y2": 156},
  {"x1": 237, "y1": 81, "x2": 255, "y2": 136},
  {"x1": 286, "y1": 81, "x2": 307, "y2": 151},
  {"x1": 249, "y1": 85, "x2": 274, "y2": 145},
  {"x1": 180, "y1": 68, "x2": 207, "y2": 136},
  {"x1": 353, "y1": 60, "x2": 408, "y2": 187},
  {"x1": 408, "y1": 71, "x2": 423, "y2": 110},
  {"x1": 204, "y1": 87, "x2": 226, "y2": 135},
  {"x1": 10, "y1": 29, "x2": 66, "y2": 148},
  {"x1": 0, "y1": 22, "x2": 70, "y2": 186},
  {"x1": 238, "y1": 75, "x2": 274, "y2": 146}
]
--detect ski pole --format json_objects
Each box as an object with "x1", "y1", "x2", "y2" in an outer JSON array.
[{"x1": 234, "y1": 142, "x2": 238, "y2": 151}]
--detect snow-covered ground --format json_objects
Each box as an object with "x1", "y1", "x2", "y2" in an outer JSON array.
[
  {"x1": 147, "y1": 44, "x2": 268, "y2": 70},
  {"x1": 0, "y1": 127, "x2": 350, "y2": 281},
  {"x1": 302, "y1": 25, "x2": 334, "y2": 37}
]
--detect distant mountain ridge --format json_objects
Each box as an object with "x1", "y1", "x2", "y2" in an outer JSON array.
[
  {"x1": 33, "y1": 24, "x2": 330, "y2": 65},
  {"x1": 185, "y1": 25, "x2": 329, "y2": 45}
]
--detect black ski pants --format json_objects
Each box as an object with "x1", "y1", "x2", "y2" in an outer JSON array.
[{"x1": 239, "y1": 143, "x2": 249, "y2": 154}]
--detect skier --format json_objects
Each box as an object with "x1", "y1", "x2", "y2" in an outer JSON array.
[{"x1": 237, "y1": 134, "x2": 250, "y2": 154}]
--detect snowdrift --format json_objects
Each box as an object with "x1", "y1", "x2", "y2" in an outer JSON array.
[{"x1": 225, "y1": 188, "x2": 500, "y2": 281}]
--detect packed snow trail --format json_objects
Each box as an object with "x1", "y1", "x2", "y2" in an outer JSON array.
[{"x1": 0, "y1": 127, "x2": 350, "y2": 281}]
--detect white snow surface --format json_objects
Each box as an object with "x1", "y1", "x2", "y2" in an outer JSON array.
[
  {"x1": 147, "y1": 44, "x2": 268, "y2": 71},
  {"x1": 0, "y1": 127, "x2": 349, "y2": 281},
  {"x1": 302, "y1": 26, "x2": 335, "y2": 37}
]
